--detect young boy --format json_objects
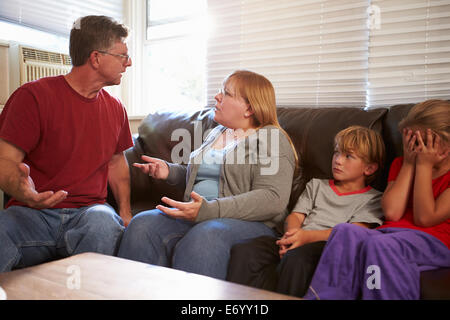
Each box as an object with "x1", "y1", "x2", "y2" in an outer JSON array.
[{"x1": 226, "y1": 125, "x2": 386, "y2": 297}]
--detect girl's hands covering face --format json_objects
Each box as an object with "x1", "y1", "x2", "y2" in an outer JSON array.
[
  {"x1": 402, "y1": 128, "x2": 417, "y2": 165},
  {"x1": 415, "y1": 129, "x2": 449, "y2": 167}
]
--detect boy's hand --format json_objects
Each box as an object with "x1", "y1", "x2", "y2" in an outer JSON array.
[
  {"x1": 415, "y1": 129, "x2": 449, "y2": 167},
  {"x1": 402, "y1": 128, "x2": 417, "y2": 165},
  {"x1": 276, "y1": 229, "x2": 309, "y2": 258},
  {"x1": 277, "y1": 233, "x2": 291, "y2": 258}
]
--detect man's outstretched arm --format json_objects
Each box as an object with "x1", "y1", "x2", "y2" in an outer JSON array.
[{"x1": 0, "y1": 138, "x2": 67, "y2": 209}]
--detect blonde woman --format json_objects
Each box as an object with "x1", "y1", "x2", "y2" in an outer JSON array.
[{"x1": 118, "y1": 70, "x2": 297, "y2": 280}]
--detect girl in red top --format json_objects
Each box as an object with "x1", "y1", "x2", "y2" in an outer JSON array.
[
  {"x1": 304, "y1": 99, "x2": 450, "y2": 299},
  {"x1": 380, "y1": 99, "x2": 450, "y2": 248}
]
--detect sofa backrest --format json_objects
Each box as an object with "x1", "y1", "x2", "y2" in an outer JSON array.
[
  {"x1": 126, "y1": 108, "x2": 219, "y2": 210},
  {"x1": 276, "y1": 106, "x2": 387, "y2": 211},
  {"x1": 379, "y1": 103, "x2": 415, "y2": 191},
  {"x1": 132, "y1": 104, "x2": 419, "y2": 213}
]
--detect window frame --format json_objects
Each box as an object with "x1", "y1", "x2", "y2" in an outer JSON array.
[{"x1": 124, "y1": 0, "x2": 207, "y2": 117}]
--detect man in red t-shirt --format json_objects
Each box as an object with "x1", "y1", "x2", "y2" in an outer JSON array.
[{"x1": 0, "y1": 16, "x2": 134, "y2": 272}]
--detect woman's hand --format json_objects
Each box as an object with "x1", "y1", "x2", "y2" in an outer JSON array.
[
  {"x1": 415, "y1": 129, "x2": 449, "y2": 168},
  {"x1": 156, "y1": 191, "x2": 204, "y2": 221},
  {"x1": 133, "y1": 155, "x2": 169, "y2": 180},
  {"x1": 402, "y1": 128, "x2": 417, "y2": 165}
]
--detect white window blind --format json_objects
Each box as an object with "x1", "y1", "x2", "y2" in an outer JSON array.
[
  {"x1": 207, "y1": 0, "x2": 370, "y2": 107},
  {"x1": 368, "y1": 0, "x2": 450, "y2": 107},
  {"x1": 0, "y1": 0, "x2": 123, "y2": 36}
]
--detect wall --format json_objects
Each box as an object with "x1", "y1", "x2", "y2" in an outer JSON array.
[
  {"x1": 129, "y1": 117, "x2": 143, "y2": 134},
  {"x1": 0, "y1": 41, "x2": 9, "y2": 110},
  {"x1": 0, "y1": 42, "x2": 8, "y2": 208}
]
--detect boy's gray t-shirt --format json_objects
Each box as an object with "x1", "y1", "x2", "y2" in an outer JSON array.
[{"x1": 293, "y1": 178, "x2": 384, "y2": 230}]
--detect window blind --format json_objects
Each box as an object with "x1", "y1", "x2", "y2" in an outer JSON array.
[
  {"x1": 368, "y1": 0, "x2": 450, "y2": 107},
  {"x1": 0, "y1": 0, "x2": 123, "y2": 37},
  {"x1": 207, "y1": 0, "x2": 370, "y2": 107}
]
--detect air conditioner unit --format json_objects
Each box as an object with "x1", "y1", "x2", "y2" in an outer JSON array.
[
  {"x1": 4, "y1": 42, "x2": 122, "y2": 108},
  {"x1": 8, "y1": 43, "x2": 72, "y2": 94},
  {"x1": 21, "y1": 46, "x2": 72, "y2": 83}
]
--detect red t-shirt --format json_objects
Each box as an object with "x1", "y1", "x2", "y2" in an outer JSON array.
[
  {"x1": 0, "y1": 75, "x2": 133, "y2": 208},
  {"x1": 378, "y1": 157, "x2": 450, "y2": 248}
]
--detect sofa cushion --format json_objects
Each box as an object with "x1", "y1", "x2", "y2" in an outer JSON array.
[
  {"x1": 131, "y1": 108, "x2": 218, "y2": 210},
  {"x1": 378, "y1": 103, "x2": 415, "y2": 191},
  {"x1": 131, "y1": 106, "x2": 388, "y2": 213},
  {"x1": 420, "y1": 267, "x2": 450, "y2": 300}
]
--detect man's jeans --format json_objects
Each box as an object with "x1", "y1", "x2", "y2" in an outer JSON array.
[
  {"x1": 117, "y1": 209, "x2": 277, "y2": 280},
  {"x1": 0, "y1": 204, "x2": 124, "y2": 273}
]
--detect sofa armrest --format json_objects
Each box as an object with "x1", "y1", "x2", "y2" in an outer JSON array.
[{"x1": 420, "y1": 267, "x2": 450, "y2": 300}]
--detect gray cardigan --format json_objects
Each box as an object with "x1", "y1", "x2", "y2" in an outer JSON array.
[{"x1": 166, "y1": 124, "x2": 296, "y2": 229}]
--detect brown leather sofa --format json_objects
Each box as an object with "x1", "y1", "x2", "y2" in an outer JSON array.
[{"x1": 116, "y1": 103, "x2": 449, "y2": 299}]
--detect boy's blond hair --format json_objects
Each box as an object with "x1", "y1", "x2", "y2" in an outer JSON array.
[{"x1": 334, "y1": 125, "x2": 385, "y2": 184}]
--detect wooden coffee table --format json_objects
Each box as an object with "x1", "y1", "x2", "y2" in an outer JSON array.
[{"x1": 0, "y1": 252, "x2": 299, "y2": 300}]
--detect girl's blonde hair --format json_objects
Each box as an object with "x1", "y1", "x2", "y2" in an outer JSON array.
[
  {"x1": 335, "y1": 125, "x2": 385, "y2": 184},
  {"x1": 398, "y1": 99, "x2": 450, "y2": 144},
  {"x1": 224, "y1": 70, "x2": 299, "y2": 169}
]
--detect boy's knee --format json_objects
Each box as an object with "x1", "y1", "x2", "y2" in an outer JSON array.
[
  {"x1": 280, "y1": 247, "x2": 309, "y2": 271},
  {"x1": 230, "y1": 242, "x2": 254, "y2": 262},
  {"x1": 280, "y1": 241, "x2": 325, "y2": 270}
]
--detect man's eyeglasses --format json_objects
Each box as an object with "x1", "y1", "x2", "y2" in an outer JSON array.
[{"x1": 97, "y1": 50, "x2": 131, "y2": 63}]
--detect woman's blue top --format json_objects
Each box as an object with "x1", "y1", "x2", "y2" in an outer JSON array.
[{"x1": 192, "y1": 148, "x2": 227, "y2": 201}]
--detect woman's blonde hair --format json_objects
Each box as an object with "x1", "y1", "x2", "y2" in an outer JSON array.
[
  {"x1": 224, "y1": 70, "x2": 299, "y2": 169},
  {"x1": 335, "y1": 125, "x2": 385, "y2": 184},
  {"x1": 398, "y1": 99, "x2": 450, "y2": 144}
]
